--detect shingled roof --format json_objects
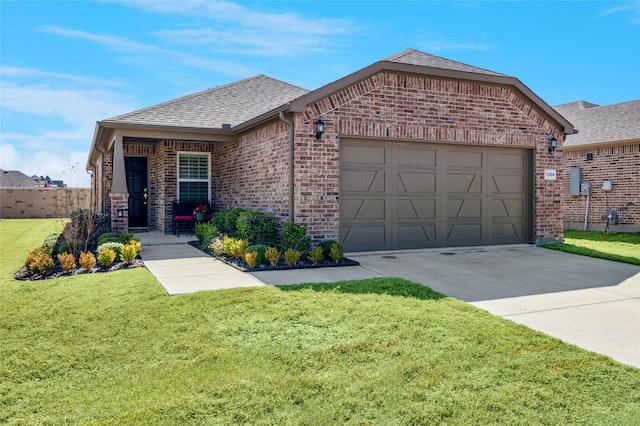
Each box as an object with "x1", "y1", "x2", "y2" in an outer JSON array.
[
  {"x1": 0, "y1": 169, "x2": 47, "y2": 188},
  {"x1": 101, "y1": 75, "x2": 309, "y2": 129},
  {"x1": 385, "y1": 48, "x2": 506, "y2": 77},
  {"x1": 554, "y1": 100, "x2": 640, "y2": 147}
]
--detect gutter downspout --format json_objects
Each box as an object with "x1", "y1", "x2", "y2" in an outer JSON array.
[{"x1": 279, "y1": 111, "x2": 295, "y2": 222}]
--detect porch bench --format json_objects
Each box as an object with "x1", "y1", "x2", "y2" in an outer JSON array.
[{"x1": 173, "y1": 200, "x2": 212, "y2": 236}]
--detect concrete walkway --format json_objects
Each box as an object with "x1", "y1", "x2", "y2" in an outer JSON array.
[
  {"x1": 137, "y1": 233, "x2": 639, "y2": 368},
  {"x1": 139, "y1": 232, "x2": 264, "y2": 295}
]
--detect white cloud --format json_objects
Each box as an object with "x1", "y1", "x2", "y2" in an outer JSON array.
[
  {"x1": 38, "y1": 25, "x2": 255, "y2": 76},
  {"x1": 599, "y1": 1, "x2": 640, "y2": 24},
  {"x1": 0, "y1": 68, "x2": 138, "y2": 187},
  {"x1": 120, "y1": 0, "x2": 356, "y2": 56}
]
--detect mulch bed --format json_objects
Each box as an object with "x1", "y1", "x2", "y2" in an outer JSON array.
[
  {"x1": 188, "y1": 241, "x2": 359, "y2": 272},
  {"x1": 15, "y1": 257, "x2": 145, "y2": 281}
]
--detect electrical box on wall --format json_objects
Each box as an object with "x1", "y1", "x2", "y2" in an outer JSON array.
[
  {"x1": 580, "y1": 182, "x2": 591, "y2": 196},
  {"x1": 603, "y1": 180, "x2": 612, "y2": 191},
  {"x1": 570, "y1": 166, "x2": 582, "y2": 195}
]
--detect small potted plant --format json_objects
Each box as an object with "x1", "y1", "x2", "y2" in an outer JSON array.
[{"x1": 193, "y1": 204, "x2": 208, "y2": 222}]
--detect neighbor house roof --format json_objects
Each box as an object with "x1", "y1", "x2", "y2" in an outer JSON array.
[
  {"x1": 100, "y1": 75, "x2": 309, "y2": 129},
  {"x1": 0, "y1": 169, "x2": 47, "y2": 188},
  {"x1": 554, "y1": 100, "x2": 640, "y2": 148}
]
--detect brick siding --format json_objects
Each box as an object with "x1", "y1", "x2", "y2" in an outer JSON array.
[
  {"x1": 563, "y1": 144, "x2": 640, "y2": 230},
  {"x1": 97, "y1": 71, "x2": 567, "y2": 242}
]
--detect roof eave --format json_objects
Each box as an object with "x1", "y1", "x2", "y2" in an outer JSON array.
[
  {"x1": 564, "y1": 137, "x2": 640, "y2": 151},
  {"x1": 231, "y1": 104, "x2": 292, "y2": 133},
  {"x1": 288, "y1": 60, "x2": 575, "y2": 136}
]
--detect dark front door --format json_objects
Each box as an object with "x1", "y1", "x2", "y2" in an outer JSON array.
[{"x1": 125, "y1": 157, "x2": 148, "y2": 228}]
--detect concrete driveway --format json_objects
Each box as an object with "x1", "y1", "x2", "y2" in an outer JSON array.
[{"x1": 253, "y1": 245, "x2": 640, "y2": 368}]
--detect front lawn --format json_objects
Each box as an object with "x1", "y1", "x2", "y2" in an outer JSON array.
[
  {"x1": 1, "y1": 220, "x2": 639, "y2": 424},
  {"x1": 546, "y1": 230, "x2": 640, "y2": 266}
]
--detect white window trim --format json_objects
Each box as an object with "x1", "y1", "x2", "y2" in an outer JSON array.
[{"x1": 177, "y1": 151, "x2": 211, "y2": 201}]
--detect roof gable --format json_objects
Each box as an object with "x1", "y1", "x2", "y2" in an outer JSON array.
[
  {"x1": 554, "y1": 100, "x2": 640, "y2": 147},
  {"x1": 385, "y1": 48, "x2": 506, "y2": 77},
  {"x1": 101, "y1": 75, "x2": 309, "y2": 129}
]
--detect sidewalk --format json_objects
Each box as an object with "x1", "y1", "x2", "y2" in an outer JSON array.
[{"x1": 138, "y1": 232, "x2": 264, "y2": 295}]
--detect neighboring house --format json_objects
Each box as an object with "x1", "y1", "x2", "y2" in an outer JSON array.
[
  {"x1": 555, "y1": 100, "x2": 640, "y2": 231},
  {"x1": 0, "y1": 170, "x2": 65, "y2": 188},
  {"x1": 87, "y1": 49, "x2": 574, "y2": 251},
  {"x1": 1, "y1": 169, "x2": 47, "y2": 188}
]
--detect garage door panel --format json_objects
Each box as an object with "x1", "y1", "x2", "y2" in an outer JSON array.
[
  {"x1": 447, "y1": 224, "x2": 482, "y2": 241},
  {"x1": 342, "y1": 145, "x2": 385, "y2": 165},
  {"x1": 342, "y1": 226, "x2": 386, "y2": 249},
  {"x1": 492, "y1": 152, "x2": 524, "y2": 169},
  {"x1": 492, "y1": 175, "x2": 524, "y2": 194},
  {"x1": 398, "y1": 148, "x2": 436, "y2": 167},
  {"x1": 342, "y1": 199, "x2": 385, "y2": 220},
  {"x1": 448, "y1": 199, "x2": 482, "y2": 219},
  {"x1": 493, "y1": 199, "x2": 524, "y2": 218},
  {"x1": 492, "y1": 222, "x2": 524, "y2": 240},
  {"x1": 448, "y1": 173, "x2": 482, "y2": 193},
  {"x1": 398, "y1": 224, "x2": 436, "y2": 245},
  {"x1": 342, "y1": 170, "x2": 385, "y2": 192},
  {"x1": 398, "y1": 199, "x2": 436, "y2": 219},
  {"x1": 398, "y1": 172, "x2": 436, "y2": 193},
  {"x1": 448, "y1": 151, "x2": 483, "y2": 168}
]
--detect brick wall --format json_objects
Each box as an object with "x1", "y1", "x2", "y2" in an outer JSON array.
[
  {"x1": 0, "y1": 188, "x2": 90, "y2": 218},
  {"x1": 287, "y1": 71, "x2": 565, "y2": 242},
  {"x1": 563, "y1": 144, "x2": 640, "y2": 230},
  {"x1": 214, "y1": 121, "x2": 291, "y2": 224}
]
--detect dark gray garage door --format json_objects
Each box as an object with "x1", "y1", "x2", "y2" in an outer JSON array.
[{"x1": 340, "y1": 139, "x2": 532, "y2": 251}]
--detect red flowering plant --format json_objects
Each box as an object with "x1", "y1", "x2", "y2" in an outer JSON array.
[{"x1": 193, "y1": 204, "x2": 208, "y2": 215}]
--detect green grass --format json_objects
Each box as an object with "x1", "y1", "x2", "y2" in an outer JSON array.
[
  {"x1": 545, "y1": 230, "x2": 640, "y2": 266},
  {"x1": 1, "y1": 220, "x2": 640, "y2": 425}
]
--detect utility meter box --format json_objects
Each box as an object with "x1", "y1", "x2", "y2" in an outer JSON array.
[
  {"x1": 580, "y1": 182, "x2": 591, "y2": 196},
  {"x1": 570, "y1": 166, "x2": 582, "y2": 195},
  {"x1": 603, "y1": 180, "x2": 613, "y2": 191}
]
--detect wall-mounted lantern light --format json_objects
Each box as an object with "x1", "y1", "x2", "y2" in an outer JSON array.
[
  {"x1": 548, "y1": 136, "x2": 558, "y2": 154},
  {"x1": 315, "y1": 119, "x2": 325, "y2": 140}
]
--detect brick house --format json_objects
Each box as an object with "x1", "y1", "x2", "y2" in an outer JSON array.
[
  {"x1": 556, "y1": 100, "x2": 639, "y2": 231},
  {"x1": 87, "y1": 49, "x2": 574, "y2": 251}
]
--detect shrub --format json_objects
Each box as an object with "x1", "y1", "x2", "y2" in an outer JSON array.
[
  {"x1": 319, "y1": 240, "x2": 340, "y2": 259},
  {"x1": 97, "y1": 233, "x2": 121, "y2": 246},
  {"x1": 245, "y1": 251, "x2": 258, "y2": 269},
  {"x1": 209, "y1": 237, "x2": 225, "y2": 256},
  {"x1": 98, "y1": 242, "x2": 124, "y2": 262},
  {"x1": 223, "y1": 236, "x2": 236, "y2": 257},
  {"x1": 230, "y1": 239, "x2": 249, "y2": 259},
  {"x1": 213, "y1": 208, "x2": 248, "y2": 237},
  {"x1": 57, "y1": 252, "x2": 76, "y2": 271},
  {"x1": 43, "y1": 233, "x2": 63, "y2": 256},
  {"x1": 245, "y1": 244, "x2": 268, "y2": 265},
  {"x1": 62, "y1": 209, "x2": 109, "y2": 257},
  {"x1": 265, "y1": 246, "x2": 280, "y2": 266},
  {"x1": 120, "y1": 232, "x2": 135, "y2": 244},
  {"x1": 281, "y1": 222, "x2": 311, "y2": 254},
  {"x1": 196, "y1": 222, "x2": 219, "y2": 244},
  {"x1": 120, "y1": 243, "x2": 138, "y2": 263},
  {"x1": 329, "y1": 242, "x2": 344, "y2": 263},
  {"x1": 79, "y1": 251, "x2": 96, "y2": 271},
  {"x1": 308, "y1": 245, "x2": 324, "y2": 264},
  {"x1": 236, "y1": 211, "x2": 280, "y2": 246},
  {"x1": 98, "y1": 248, "x2": 116, "y2": 267},
  {"x1": 283, "y1": 248, "x2": 301, "y2": 266},
  {"x1": 25, "y1": 247, "x2": 54, "y2": 274}
]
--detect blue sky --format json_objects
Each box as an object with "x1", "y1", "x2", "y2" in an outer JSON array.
[{"x1": 1, "y1": 1, "x2": 639, "y2": 187}]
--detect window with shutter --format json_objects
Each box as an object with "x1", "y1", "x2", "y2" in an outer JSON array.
[{"x1": 177, "y1": 153, "x2": 210, "y2": 201}]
